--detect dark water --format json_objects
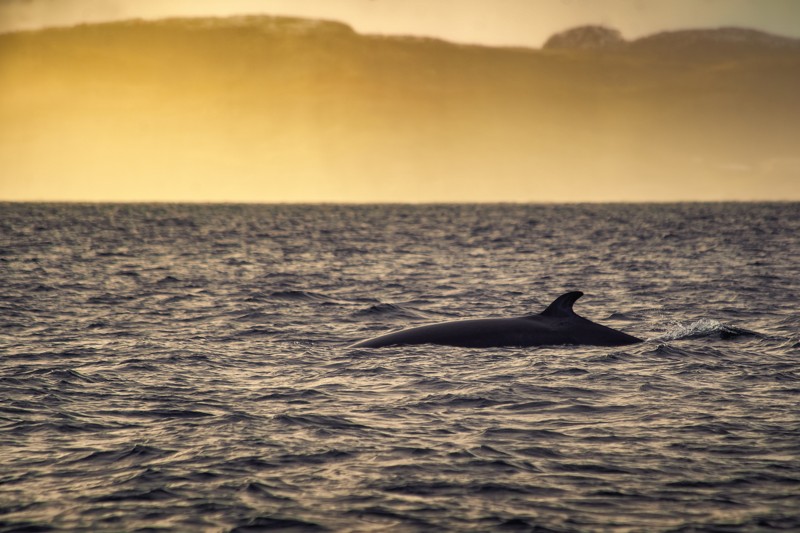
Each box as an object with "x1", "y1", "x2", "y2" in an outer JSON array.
[{"x1": 1, "y1": 202, "x2": 799, "y2": 532}]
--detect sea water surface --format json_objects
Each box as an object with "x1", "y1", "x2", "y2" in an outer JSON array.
[{"x1": 1, "y1": 202, "x2": 799, "y2": 532}]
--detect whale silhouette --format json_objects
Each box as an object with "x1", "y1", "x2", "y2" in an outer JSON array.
[{"x1": 349, "y1": 291, "x2": 642, "y2": 348}]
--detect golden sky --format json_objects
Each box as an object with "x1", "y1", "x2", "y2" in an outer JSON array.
[{"x1": 1, "y1": 0, "x2": 799, "y2": 202}]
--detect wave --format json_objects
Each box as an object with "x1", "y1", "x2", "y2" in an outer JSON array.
[
  {"x1": 94, "y1": 487, "x2": 180, "y2": 502},
  {"x1": 269, "y1": 290, "x2": 338, "y2": 303},
  {"x1": 273, "y1": 413, "x2": 368, "y2": 431},
  {"x1": 156, "y1": 275, "x2": 182, "y2": 285},
  {"x1": 69, "y1": 444, "x2": 168, "y2": 466},
  {"x1": 650, "y1": 318, "x2": 761, "y2": 342},
  {"x1": 231, "y1": 517, "x2": 327, "y2": 532},
  {"x1": 352, "y1": 302, "x2": 428, "y2": 319}
]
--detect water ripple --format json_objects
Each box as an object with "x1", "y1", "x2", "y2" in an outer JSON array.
[{"x1": 1, "y1": 202, "x2": 798, "y2": 531}]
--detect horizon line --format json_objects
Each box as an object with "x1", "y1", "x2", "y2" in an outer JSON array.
[{"x1": 3, "y1": 199, "x2": 798, "y2": 206}]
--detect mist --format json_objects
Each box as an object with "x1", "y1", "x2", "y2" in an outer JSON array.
[{"x1": 1, "y1": 16, "x2": 799, "y2": 201}]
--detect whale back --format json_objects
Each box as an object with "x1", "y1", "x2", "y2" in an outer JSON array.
[
  {"x1": 350, "y1": 290, "x2": 643, "y2": 348},
  {"x1": 539, "y1": 291, "x2": 583, "y2": 318}
]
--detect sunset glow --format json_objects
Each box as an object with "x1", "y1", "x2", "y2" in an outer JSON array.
[{"x1": 1, "y1": 0, "x2": 799, "y2": 202}]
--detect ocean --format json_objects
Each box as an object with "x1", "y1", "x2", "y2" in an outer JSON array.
[{"x1": 1, "y1": 202, "x2": 798, "y2": 532}]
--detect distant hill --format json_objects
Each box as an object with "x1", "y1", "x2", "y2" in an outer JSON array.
[
  {"x1": 545, "y1": 24, "x2": 800, "y2": 54},
  {"x1": 543, "y1": 25, "x2": 625, "y2": 50},
  {"x1": 631, "y1": 26, "x2": 800, "y2": 56},
  {"x1": 1, "y1": 16, "x2": 798, "y2": 201}
]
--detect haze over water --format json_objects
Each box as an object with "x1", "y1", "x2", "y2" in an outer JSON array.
[
  {"x1": 2, "y1": 202, "x2": 799, "y2": 531},
  {"x1": 2, "y1": 11, "x2": 799, "y2": 202}
]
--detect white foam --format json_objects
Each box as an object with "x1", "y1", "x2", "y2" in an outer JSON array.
[{"x1": 650, "y1": 318, "x2": 757, "y2": 342}]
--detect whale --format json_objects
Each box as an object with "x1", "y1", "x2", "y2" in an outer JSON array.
[{"x1": 349, "y1": 291, "x2": 642, "y2": 348}]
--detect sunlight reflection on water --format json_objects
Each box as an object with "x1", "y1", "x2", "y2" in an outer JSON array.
[{"x1": 1, "y1": 202, "x2": 799, "y2": 531}]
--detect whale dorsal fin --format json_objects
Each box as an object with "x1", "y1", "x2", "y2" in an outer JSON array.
[{"x1": 540, "y1": 291, "x2": 583, "y2": 318}]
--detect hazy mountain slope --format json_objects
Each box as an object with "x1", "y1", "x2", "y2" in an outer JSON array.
[{"x1": 1, "y1": 16, "x2": 798, "y2": 201}]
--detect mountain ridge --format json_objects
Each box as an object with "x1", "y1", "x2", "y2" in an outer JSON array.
[
  {"x1": 545, "y1": 24, "x2": 800, "y2": 52},
  {"x1": 5, "y1": 15, "x2": 800, "y2": 53}
]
